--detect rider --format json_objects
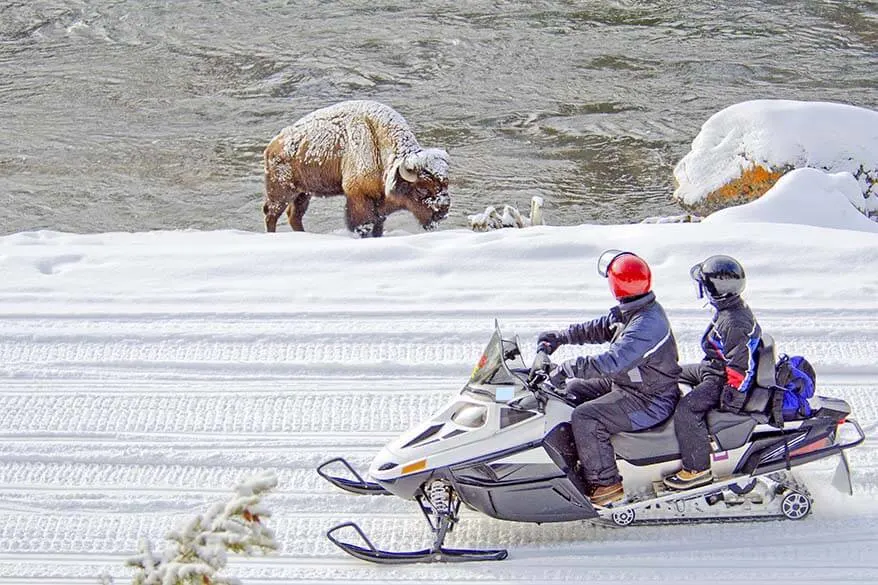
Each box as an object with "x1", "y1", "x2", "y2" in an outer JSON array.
[
  {"x1": 537, "y1": 250, "x2": 682, "y2": 506},
  {"x1": 663, "y1": 255, "x2": 762, "y2": 491}
]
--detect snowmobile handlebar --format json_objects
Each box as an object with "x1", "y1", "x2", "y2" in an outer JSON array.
[
  {"x1": 526, "y1": 348, "x2": 552, "y2": 387},
  {"x1": 530, "y1": 346, "x2": 553, "y2": 374},
  {"x1": 525, "y1": 348, "x2": 570, "y2": 407}
]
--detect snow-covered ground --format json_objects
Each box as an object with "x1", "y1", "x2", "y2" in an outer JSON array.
[
  {"x1": 4, "y1": 96, "x2": 878, "y2": 582},
  {"x1": 2, "y1": 205, "x2": 878, "y2": 583}
]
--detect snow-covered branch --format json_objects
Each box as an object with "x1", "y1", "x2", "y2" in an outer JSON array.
[{"x1": 108, "y1": 471, "x2": 279, "y2": 585}]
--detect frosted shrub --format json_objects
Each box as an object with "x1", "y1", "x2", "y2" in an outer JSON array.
[{"x1": 103, "y1": 471, "x2": 279, "y2": 585}]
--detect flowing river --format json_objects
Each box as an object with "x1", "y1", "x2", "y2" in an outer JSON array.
[{"x1": 1, "y1": 0, "x2": 876, "y2": 235}]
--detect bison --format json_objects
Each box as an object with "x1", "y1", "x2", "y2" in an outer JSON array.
[{"x1": 262, "y1": 100, "x2": 451, "y2": 237}]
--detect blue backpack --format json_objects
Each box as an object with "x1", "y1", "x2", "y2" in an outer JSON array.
[{"x1": 775, "y1": 354, "x2": 816, "y2": 420}]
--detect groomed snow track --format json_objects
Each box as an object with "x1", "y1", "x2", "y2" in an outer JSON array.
[{"x1": 1, "y1": 310, "x2": 877, "y2": 584}]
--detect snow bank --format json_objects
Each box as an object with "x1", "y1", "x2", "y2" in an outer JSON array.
[
  {"x1": 703, "y1": 168, "x2": 878, "y2": 233},
  {"x1": 673, "y1": 100, "x2": 878, "y2": 216},
  {"x1": 3, "y1": 220, "x2": 878, "y2": 315}
]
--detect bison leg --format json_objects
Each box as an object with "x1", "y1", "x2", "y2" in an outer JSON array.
[
  {"x1": 345, "y1": 197, "x2": 386, "y2": 238},
  {"x1": 263, "y1": 144, "x2": 302, "y2": 232},
  {"x1": 263, "y1": 175, "x2": 299, "y2": 233},
  {"x1": 370, "y1": 216, "x2": 386, "y2": 238},
  {"x1": 287, "y1": 193, "x2": 311, "y2": 231},
  {"x1": 263, "y1": 201, "x2": 289, "y2": 233}
]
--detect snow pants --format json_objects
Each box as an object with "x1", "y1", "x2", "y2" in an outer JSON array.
[
  {"x1": 565, "y1": 377, "x2": 613, "y2": 404},
  {"x1": 569, "y1": 378, "x2": 680, "y2": 487},
  {"x1": 673, "y1": 363, "x2": 725, "y2": 472}
]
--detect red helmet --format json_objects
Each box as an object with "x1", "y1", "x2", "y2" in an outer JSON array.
[{"x1": 597, "y1": 249, "x2": 652, "y2": 300}]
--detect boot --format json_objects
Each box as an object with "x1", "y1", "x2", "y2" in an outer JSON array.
[
  {"x1": 663, "y1": 468, "x2": 713, "y2": 491},
  {"x1": 588, "y1": 482, "x2": 625, "y2": 506},
  {"x1": 568, "y1": 462, "x2": 589, "y2": 495}
]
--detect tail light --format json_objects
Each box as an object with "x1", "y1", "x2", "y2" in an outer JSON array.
[{"x1": 789, "y1": 437, "x2": 831, "y2": 457}]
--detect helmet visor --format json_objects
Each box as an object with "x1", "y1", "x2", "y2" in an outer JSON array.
[
  {"x1": 597, "y1": 249, "x2": 625, "y2": 278},
  {"x1": 690, "y1": 263, "x2": 705, "y2": 299}
]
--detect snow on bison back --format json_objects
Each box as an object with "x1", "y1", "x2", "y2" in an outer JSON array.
[{"x1": 262, "y1": 100, "x2": 451, "y2": 238}]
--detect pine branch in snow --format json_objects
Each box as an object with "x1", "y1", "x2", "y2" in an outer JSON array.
[{"x1": 111, "y1": 471, "x2": 279, "y2": 585}]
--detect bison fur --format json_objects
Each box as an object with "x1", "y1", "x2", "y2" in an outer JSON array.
[{"x1": 263, "y1": 100, "x2": 450, "y2": 237}]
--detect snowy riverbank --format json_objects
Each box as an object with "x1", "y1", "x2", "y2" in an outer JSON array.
[{"x1": 2, "y1": 206, "x2": 878, "y2": 583}]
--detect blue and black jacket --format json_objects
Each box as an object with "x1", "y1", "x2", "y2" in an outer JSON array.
[
  {"x1": 558, "y1": 292, "x2": 682, "y2": 402},
  {"x1": 701, "y1": 295, "x2": 762, "y2": 394}
]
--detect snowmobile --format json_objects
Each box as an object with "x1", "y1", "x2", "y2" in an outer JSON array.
[{"x1": 317, "y1": 321, "x2": 864, "y2": 564}]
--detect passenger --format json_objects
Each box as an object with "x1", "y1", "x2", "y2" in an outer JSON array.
[
  {"x1": 537, "y1": 250, "x2": 682, "y2": 506},
  {"x1": 663, "y1": 255, "x2": 762, "y2": 491}
]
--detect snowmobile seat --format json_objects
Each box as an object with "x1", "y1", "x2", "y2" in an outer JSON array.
[
  {"x1": 755, "y1": 334, "x2": 777, "y2": 387},
  {"x1": 614, "y1": 335, "x2": 778, "y2": 460},
  {"x1": 740, "y1": 334, "x2": 777, "y2": 414},
  {"x1": 611, "y1": 417, "x2": 680, "y2": 463},
  {"x1": 707, "y1": 410, "x2": 767, "y2": 450}
]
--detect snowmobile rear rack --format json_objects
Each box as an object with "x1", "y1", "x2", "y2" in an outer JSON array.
[
  {"x1": 750, "y1": 417, "x2": 865, "y2": 477},
  {"x1": 316, "y1": 457, "x2": 390, "y2": 496},
  {"x1": 326, "y1": 521, "x2": 508, "y2": 564}
]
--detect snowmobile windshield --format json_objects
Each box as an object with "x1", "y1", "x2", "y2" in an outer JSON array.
[{"x1": 464, "y1": 329, "x2": 520, "y2": 398}]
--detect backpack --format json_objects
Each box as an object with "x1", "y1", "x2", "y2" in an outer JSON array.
[{"x1": 775, "y1": 354, "x2": 816, "y2": 420}]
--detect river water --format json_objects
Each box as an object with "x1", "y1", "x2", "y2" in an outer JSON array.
[{"x1": 1, "y1": 1, "x2": 876, "y2": 235}]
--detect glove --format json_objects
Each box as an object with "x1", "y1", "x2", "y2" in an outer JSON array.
[
  {"x1": 701, "y1": 358, "x2": 726, "y2": 378},
  {"x1": 537, "y1": 330, "x2": 568, "y2": 355},
  {"x1": 565, "y1": 386, "x2": 588, "y2": 406},
  {"x1": 549, "y1": 361, "x2": 575, "y2": 387},
  {"x1": 720, "y1": 385, "x2": 748, "y2": 414},
  {"x1": 527, "y1": 368, "x2": 548, "y2": 387}
]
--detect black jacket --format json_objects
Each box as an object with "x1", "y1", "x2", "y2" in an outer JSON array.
[
  {"x1": 700, "y1": 295, "x2": 762, "y2": 392},
  {"x1": 559, "y1": 292, "x2": 682, "y2": 402}
]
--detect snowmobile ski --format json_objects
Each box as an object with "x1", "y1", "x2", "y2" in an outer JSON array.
[
  {"x1": 326, "y1": 521, "x2": 508, "y2": 564},
  {"x1": 316, "y1": 457, "x2": 390, "y2": 495}
]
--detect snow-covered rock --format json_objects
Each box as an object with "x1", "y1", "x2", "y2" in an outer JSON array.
[
  {"x1": 702, "y1": 168, "x2": 878, "y2": 233},
  {"x1": 673, "y1": 100, "x2": 878, "y2": 218}
]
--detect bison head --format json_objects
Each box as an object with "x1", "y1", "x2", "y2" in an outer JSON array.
[{"x1": 385, "y1": 148, "x2": 450, "y2": 231}]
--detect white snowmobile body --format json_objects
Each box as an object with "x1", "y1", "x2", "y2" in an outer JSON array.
[
  {"x1": 367, "y1": 323, "x2": 862, "y2": 523},
  {"x1": 319, "y1": 321, "x2": 864, "y2": 562}
]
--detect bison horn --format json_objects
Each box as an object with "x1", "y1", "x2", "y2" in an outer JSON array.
[
  {"x1": 384, "y1": 157, "x2": 416, "y2": 198},
  {"x1": 398, "y1": 158, "x2": 419, "y2": 183}
]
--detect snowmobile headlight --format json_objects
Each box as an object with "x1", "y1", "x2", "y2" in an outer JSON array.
[{"x1": 451, "y1": 403, "x2": 487, "y2": 428}]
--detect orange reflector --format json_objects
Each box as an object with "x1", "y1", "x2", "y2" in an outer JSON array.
[{"x1": 401, "y1": 459, "x2": 427, "y2": 475}]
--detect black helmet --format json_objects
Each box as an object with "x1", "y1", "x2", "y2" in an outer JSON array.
[{"x1": 690, "y1": 255, "x2": 746, "y2": 300}]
